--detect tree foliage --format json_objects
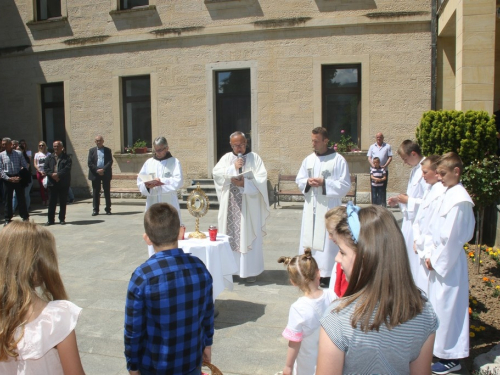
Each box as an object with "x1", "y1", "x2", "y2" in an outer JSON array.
[
  {"x1": 462, "y1": 156, "x2": 500, "y2": 209},
  {"x1": 415, "y1": 110, "x2": 497, "y2": 167}
]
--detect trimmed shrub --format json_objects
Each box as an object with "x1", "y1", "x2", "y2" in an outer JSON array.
[{"x1": 416, "y1": 110, "x2": 497, "y2": 166}]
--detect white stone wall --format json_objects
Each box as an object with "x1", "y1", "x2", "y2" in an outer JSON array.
[{"x1": 0, "y1": 0, "x2": 432, "y2": 195}]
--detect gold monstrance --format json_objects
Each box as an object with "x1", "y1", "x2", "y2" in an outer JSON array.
[{"x1": 187, "y1": 183, "x2": 210, "y2": 239}]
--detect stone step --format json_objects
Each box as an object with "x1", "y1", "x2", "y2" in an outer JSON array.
[
  {"x1": 186, "y1": 185, "x2": 217, "y2": 194},
  {"x1": 191, "y1": 178, "x2": 215, "y2": 185}
]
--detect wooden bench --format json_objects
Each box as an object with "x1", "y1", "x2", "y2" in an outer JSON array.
[
  {"x1": 110, "y1": 173, "x2": 140, "y2": 195},
  {"x1": 273, "y1": 173, "x2": 357, "y2": 209}
]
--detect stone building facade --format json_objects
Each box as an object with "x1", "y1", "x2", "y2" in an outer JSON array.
[{"x1": 0, "y1": 0, "x2": 495, "y2": 200}]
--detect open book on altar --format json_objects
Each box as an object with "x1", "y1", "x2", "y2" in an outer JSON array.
[{"x1": 223, "y1": 170, "x2": 254, "y2": 185}]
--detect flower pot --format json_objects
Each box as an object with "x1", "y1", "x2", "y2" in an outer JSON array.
[{"x1": 134, "y1": 147, "x2": 148, "y2": 154}]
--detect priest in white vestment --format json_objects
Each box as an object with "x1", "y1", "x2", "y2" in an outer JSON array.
[
  {"x1": 411, "y1": 155, "x2": 446, "y2": 293},
  {"x1": 388, "y1": 140, "x2": 428, "y2": 283},
  {"x1": 137, "y1": 137, "x2": 184, "y2": 257},
  {"x1": 213, "y1": 131, "x2": 270, "y2": 281},
  {"x1": 428, "y1": 153, "x2": 474, "y2": 373},
  {"x1": 296, "y1": 127, "x2": 351, "y2": 284}
]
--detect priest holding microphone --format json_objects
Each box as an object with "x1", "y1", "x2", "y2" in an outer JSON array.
[{"x1": 213, "y1": 131, "x2": 270, "y2": 282}]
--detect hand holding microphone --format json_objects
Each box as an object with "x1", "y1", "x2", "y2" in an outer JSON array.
[
  {"x1": 233, "y1": 153, "x2": 245, "y2": 185},
  {"x1": 237, "y1": 153, "x2": 243, "y2": 174}
]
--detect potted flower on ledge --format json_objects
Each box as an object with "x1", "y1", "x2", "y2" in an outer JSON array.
[
  {"x1": 330, "y1": 130, "x2": 359, "y2": 153},
  {"x1": 125, "y1": 139, "x2": 149, "y2": 154}
]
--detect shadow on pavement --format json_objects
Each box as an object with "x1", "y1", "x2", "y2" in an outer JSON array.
[
  {"x1": 234, "y1": 270, "x2": 290, "y2": 287},
  {"x1": 214, "y1": 299, "x2": 265, "y2": 328},
  {"x1": 66, "y1": 220, "x2": 105, "y2": 225},
  {"x1": 104, "y1": 211, "x2": 143, "y2": 216}
]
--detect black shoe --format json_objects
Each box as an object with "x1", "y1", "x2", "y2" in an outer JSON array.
[
  {"x1": 60, "y1": 221, "x2": 66, "y2": 225},
  {"x1": 45, "y1": 221, "x2": 55, "y2": 226},
  {"x1": 68, "y1": 199, "x2": 74, "y2": 204},
  {"x1": 92, "y1": 211, "x2": 98, "y2": 216},
  {"x1": 22, "y1": 218, "x2": 30, "y2": 222},
  {"x1": 105, "y1": 211, "x2": 112, "y2": 215},
  {"x1": 319, "y1": 277, "x2": 331, "y2": 288}
]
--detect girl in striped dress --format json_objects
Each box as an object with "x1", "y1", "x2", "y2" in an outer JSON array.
[{"x1": 317, "y1": 203, "x2": 438, "y2": 375}]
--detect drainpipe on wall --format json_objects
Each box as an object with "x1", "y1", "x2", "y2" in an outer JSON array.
[{"x1": 431, "y1": 0, "x2": 438, "y2": 110}]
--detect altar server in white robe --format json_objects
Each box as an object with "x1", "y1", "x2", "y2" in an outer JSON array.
[
  {"x1": 296, "y1": 127, "x2": 351, "y2": 285},
  {"x1": 213, "y1": 131, "x2": 270, "y2": 282},
  {"x1": 427, "y1": 152, "x2": 474, "y2": 375},
  {"x1": 411, "y1": 155, "x2": 446, "y2": 293},
  {"x1": 388, "y1": 140, "x2": 428, "y2": 283},
  {"x1": 137, "y1": 137, "x2": 183, "y2": 257}
]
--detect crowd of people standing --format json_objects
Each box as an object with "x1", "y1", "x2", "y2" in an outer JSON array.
[{"x1": 0, "y1": 129, "x2": 476, "y2": 375}]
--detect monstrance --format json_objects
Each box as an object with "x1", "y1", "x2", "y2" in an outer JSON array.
[{"x1": 187, "y1": 183, "x2": 210, "y2": 239}]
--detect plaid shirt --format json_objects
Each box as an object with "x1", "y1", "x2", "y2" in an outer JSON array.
[
  {"x1": 124, "y1": 248, "x2": 214, "y2": 374},
  {"x1": 0, "y1": 150, "x2": 28, "y2": 180}
]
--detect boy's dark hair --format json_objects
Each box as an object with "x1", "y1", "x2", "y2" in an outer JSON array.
[
  {"x1": 421, "y1": 154, "x2": 441, "y2": 171},
  {"x1": 397, "y1": 140, "x2": 421, "y2": 157},
  {"x1": 312, "y1": 127, "x2": 328, "y2": 140},
  {"x1": 373, "y1": 157, "x2": 380, "y2": 162},
  {"x1": 144, "y1": 203, "x2": 180, "y2": 246},
  {"x1": 437, "y1": 152, "x2": 464, "y2": 174}
]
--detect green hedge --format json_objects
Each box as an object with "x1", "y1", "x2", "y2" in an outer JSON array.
[{"x1": 415, "y1": 110, "x2": 497, "y2": 166}]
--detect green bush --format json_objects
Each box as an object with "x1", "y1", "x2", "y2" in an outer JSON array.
[{"x1": 415, "y1": 110, "x2": 497, "y2": 167}]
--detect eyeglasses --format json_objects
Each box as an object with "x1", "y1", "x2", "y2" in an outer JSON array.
[
  {"x1": 154, "y1": 147, "x2": 168, "y2": 153},
  {"x1": 38, "y1": 144, "x2": 44, "y2": 147},
  {"x1": 230, "y1": 143, "x2": 246, "y2": 149}
]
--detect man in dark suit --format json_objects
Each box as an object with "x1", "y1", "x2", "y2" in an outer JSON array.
[
  {"x1": 88, "y1": 135, "x2": 113, "y2": 216},
  {"x1": 44, "y1": 141, "x2": 72, "y2": 225}
]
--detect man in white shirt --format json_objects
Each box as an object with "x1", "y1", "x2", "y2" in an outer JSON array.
[{"x1": 367, "y1": 132, "x2": 392, "y2": 207}]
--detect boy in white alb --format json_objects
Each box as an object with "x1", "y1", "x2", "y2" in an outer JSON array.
[
  {"x1": 388, "y1": 140, "x2": 428, "y2": 283},
  {"x1": 428, "y1": 152, "x2": 475, "y2": 375},
  {"x1": 411, "y1": 155, "x2": 446, "y2": 293}
]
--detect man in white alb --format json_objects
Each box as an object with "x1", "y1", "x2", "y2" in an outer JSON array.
[
  {"x1": 296, "y1": 127, "x2": 351, "y2": 287},
  {"x1": 213, "y1": 131, "x2": 270, "y2": 282},
  {"x1": 137, "y1": 136, "x2": 183, "y2": 257}
]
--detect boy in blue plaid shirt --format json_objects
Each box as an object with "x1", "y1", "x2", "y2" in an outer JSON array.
[{"x1": 124, "y1": 203, "x2": 214, "y2": 375}]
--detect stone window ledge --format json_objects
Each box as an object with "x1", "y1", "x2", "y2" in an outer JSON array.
[
  {"x1": 26, "y1": 17, "x2": 68, "y2": 29},
  {"x1": 114, "y1": 153, "x2": 152, "y2": 159},
  {"x1": 109, "y1": 5, "x2": 157, "y2": 16}
]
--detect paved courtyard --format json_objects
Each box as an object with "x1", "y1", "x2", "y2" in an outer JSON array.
[{"x1": 4, "y1": 198, "x2": 469, "y2": 375}]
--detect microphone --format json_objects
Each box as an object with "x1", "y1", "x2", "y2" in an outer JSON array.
[{"x1": 237, "y1": 153, "x2": 243, "y2": 174}]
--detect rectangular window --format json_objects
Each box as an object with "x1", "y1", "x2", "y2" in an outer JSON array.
[
  {"x1": 215, "y1": 69, "x2": 251, "y2": 160},
  {"x1": 122, "y1": 75, "x2": 152, "y2": 149},
  {"x1": 36, "y1": 0, "x2": 61, "y2": 21},
  {"x1": 120, "y1": 0, "x2": 149, "y2": 10},
  {"x1": 41, "y1": 82, "x2": 66, "y2": 150},
  {"x1": 322, "y1": 64, "x2": 361, "y2": 147}
]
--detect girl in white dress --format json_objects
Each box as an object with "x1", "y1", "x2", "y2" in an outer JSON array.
[
  {"x1": 0, "y1": 221, "x2": 85, "y2": 375},
  {"x1": 279, "y1": 249, "x2": 336, "y2": 375}
]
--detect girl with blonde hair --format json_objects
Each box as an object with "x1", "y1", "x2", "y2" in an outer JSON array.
[
  {"x1": 0, "y1": 221, "x2": 85, "y2": 374},
  {"x1": 279, "y1": 249, "x2": 336, "y2": 375},
  {"x1": 317, "y1": 203, "x2": 438, "y2": 375}
]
